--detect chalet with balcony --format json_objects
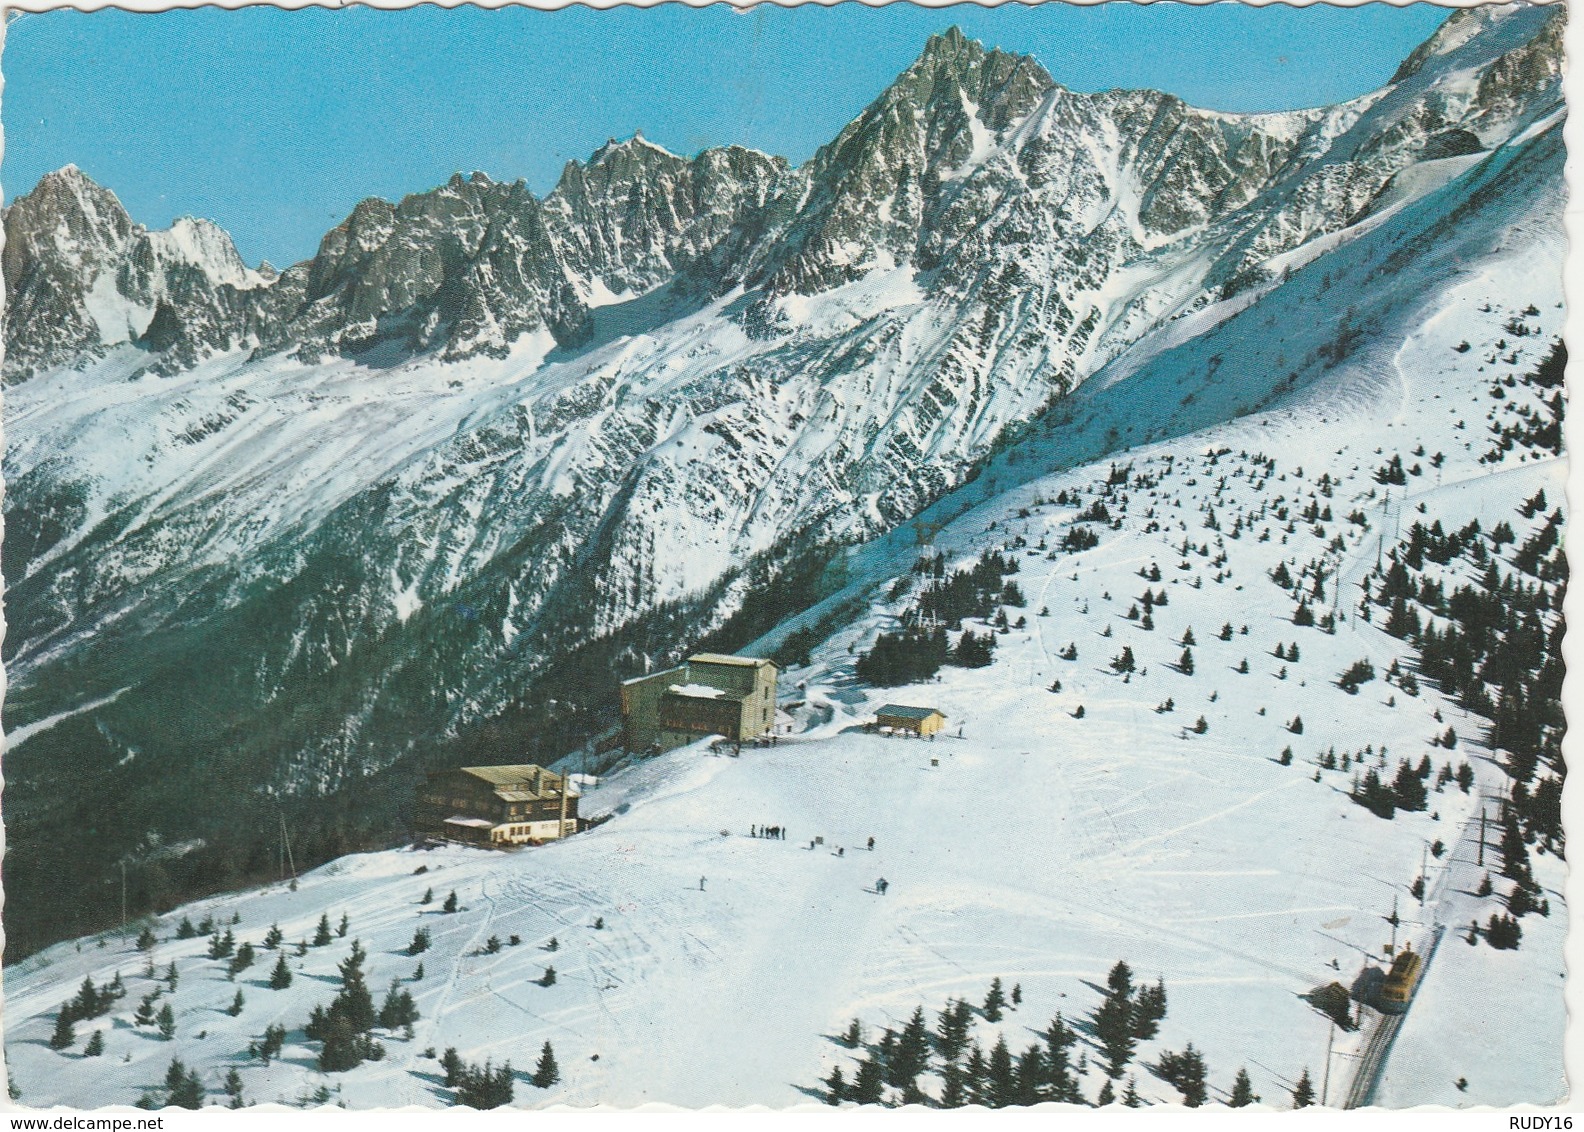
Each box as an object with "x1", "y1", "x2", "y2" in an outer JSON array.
[{"x1": 417, "y1": 764, "x2": 579, "y2": 847}]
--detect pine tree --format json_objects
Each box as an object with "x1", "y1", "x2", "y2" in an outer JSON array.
[
  {"x1": 313, "y1": 914, "x2": 333, "y2": 946},
  {"x1": 984, "y1": 976, "x2": 1007, "y2": 1022},
  {"x1": 137, "y1": 926, "x2": 158, "y2": 951},
  {"x1": 441, "y1": 1048, "x2": 465, "y2": 1087},
  {"x1": 1097, "y1": 1078, "x2": 1116, "y2": 1106},
  {"x1": 228, "y1": 941, "x2": 256, "y2": 978},
  {"x1": 157, "y1": 1003, "x2": 176, "y2": 1040},
  {"x1": 963, "y1": 1040, "x2": 989, "y2": 1106},
  {"x1": 269, "y1": 952, "x2": 293, "y2": 990},
  {"x1": 1093, "y1": 989, "x2": 1136, "y2": 1078},
  {"x1": 84, "y1": 1029, "x2": 105, "y2": 1057},
  {"x1": 378, "y1": 979, "x2": 419, "y2": 1030},
  {"x1": 1042, "y1": 1014, "x2": 1082, "y2": 1103},
  {"x1": 1179, "y1": 648, "x2": 1195, "y2": 675},
  {"x1": 69, "y1": 976, "x2": 101, "y2": 1021},
  {"x1": 1010, "y1": 982, "x2": 1022, "y2": 1007},
  {"x1": 337, "y1": 912, "x2": 350, "y2": 938},
  {"x1": 1131, "y1": 978, "x2": 1167, "y2": 1040},
  {"x1": 852, "y1": 1053, "x2": 885, "y2": 1105},
  {"x1": 825, "y1": 1065, "x2": 846, "y2": 1105},
  {"x1": 443, "y1": 891, "x2": 459, "y2": 914},
  {"x1": 228, "y1": 990, "x2": 245, "y2": 1017},
  {"x1": 986, "y1": 1035, "x2": 1015, "y2": 1108},
  {"x1": 420, "y1": 887, "x2": 433, "y2": 905},
  {"x1": 49, "y1": 1011, "x2": 75, "y2": 1051},
  {"x1": 224, "y1": 1067, "x2": 245, "y2": 1109},
  {"x1": 896, "y1": 1006, "x2": 930, "y2": 1084},
  {"x1": 251, "y1": 1024, "x2": 285, "y2": 1065},
  {"x1": 940, "y1": 1061, "x2": 965, "y2": 1108},
  {"x1": 1392, "y1": 759, "x2": 1428, "y2": 812},
  {"x1": 1229, "y1": 1066, "x2": 1258, "y2": 1107},
  {"x1": 532, "y1": 1040, "x2": 560, "y2": 1087},
  {"x1": 165, "y1": 1059, "x2": 204, "y2": 1109},
  {"x1": 842, "y1": 1017, "x2": 863, "y2": 1048},
  {"x1": 165, "y1": 962, "x2": 179, "y2": 991},
  {"x1": 934, "y1": 1001, "x2": 966, "y2": 1062},
  {"x1": 1004, "y1": 1043, "x2": 1040, "y2": 1106},
  {"x1": 1292, "y1": 1068, "x2": 1316, "y2": 1108},
  {"x1": 1122, "y1": 1076, "x2": 1143, "y2": 1107},
  {"x1": 264, "y1": 923, "x2": 283, "y2": 948}
]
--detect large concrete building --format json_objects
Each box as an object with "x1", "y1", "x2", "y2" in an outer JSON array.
[
  {"x1": 416, "y1": 764, "x2": 579, "y2": 847},
  {"x1": 621, "y1": 653, "x2": 779, "y2": 753}
]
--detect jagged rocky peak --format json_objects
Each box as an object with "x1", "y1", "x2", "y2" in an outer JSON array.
[
  {"x1": 1, "y1": 166, "x2": 272, "y2": 379},
  {"x1": 279, "y1": 170, "x2": 586, "y2": 361},
  {"x1": 544, "y1": 133, "x2": 793, "y2": 299},
  {"x1": 892, "y1": 25, "x2": 1055, "y2": 127},
  {"x1": 757, "y1": 28, "x2": 1056, "y2": 294},
  {"x1": 3, "y1": 164, "x2": 136, "y2": 275}
]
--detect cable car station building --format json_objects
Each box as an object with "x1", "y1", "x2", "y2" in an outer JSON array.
[{"x1": 621, "y1": 653, "x2": 779, "y2": 753}]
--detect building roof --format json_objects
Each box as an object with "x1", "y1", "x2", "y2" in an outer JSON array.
[
  {"x1": 875, "y1": 704, "x2": 946, "y2": 721},
  {"x1": 496, "y1": 788, "x2": 565, "y2": 803},
  {"x1": 450, "y1": 764, "x2": 558, "y2": 787},
  {"x1": 689, "y1": 653, "x2": 774, "y2": 668},
  {"x1": 443, "y1": 816, "x2": 496, "y2": 829},
  {"x1": 668, "y1": 682, "x2": 729, "y2": 700},
  {"x1": 622, "y1": 664, "x2": 686, "y2": 686}
]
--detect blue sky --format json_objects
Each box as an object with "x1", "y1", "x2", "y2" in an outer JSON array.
[{"x1": 3, "y1": 2, "x2": 1451, "y2": 268}]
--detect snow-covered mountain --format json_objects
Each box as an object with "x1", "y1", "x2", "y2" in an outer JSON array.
[
  {"x1": 2, "y1": 80, "x2": 1566, "y2": 1104},
  {"x1": 0, "y1": 4, "x2": 1564, "y2": 961}
]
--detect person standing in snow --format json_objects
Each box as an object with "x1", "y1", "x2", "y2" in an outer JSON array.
[
  {"x1": 699, "y1": 877, "x2": 706, "y2": 891},
  {"x1": 867, "y1": 837, "x2": 875, "y2": 851},
  {"x1": 877, "y1": 878, "x2": 889, "y2": 895}
]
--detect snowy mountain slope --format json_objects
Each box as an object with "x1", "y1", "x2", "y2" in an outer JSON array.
[
  {"x1": 0, "y1": 5, "x2": 1565, "y2": 959},
  {"x1": 3, "y1": 169, "x2": 1564, "y2": 1107}
]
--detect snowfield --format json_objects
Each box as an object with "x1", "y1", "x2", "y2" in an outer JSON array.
[{"x1": 4, "y1": 218, "x2": 1565, "y2": 1107}]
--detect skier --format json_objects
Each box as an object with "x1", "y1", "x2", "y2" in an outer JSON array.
[
  {"x1": 699, "y1": 877, "x2": 706, "y2": 892},
  {"x1": 877, "y1": 878, "x2": 889, "y2": 896},
  {"x1": 837, "y1": 847, "x2": 845, "y2": 857},
  {"x1": 867, "y1": 837, "x2": 875, "y2": 852}
]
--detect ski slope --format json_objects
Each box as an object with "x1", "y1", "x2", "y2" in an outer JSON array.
[{"x1": 3, "y1": 229, "x2": 1565, "y2": 1107}]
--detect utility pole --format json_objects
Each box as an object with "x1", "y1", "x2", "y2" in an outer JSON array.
[
  {"x1": 1420, "y1": 841, "x2": 1429, "y2": 907},
  {"x1": 120, "y1": 860, "x2": 127, "y2": 930},
  {"x1": 280, "y1": 810, "x2": 297, "y2": 880},
  {"x1": 1479, "y1": 807, "x2": 1487, "y2": 867},
  {"x1": 1322, "y1": 1020, "x2": 1335, "y2": 1107},
  {"x1": 1387, "y1": 896, "x2": 1400, "y2": 955}
]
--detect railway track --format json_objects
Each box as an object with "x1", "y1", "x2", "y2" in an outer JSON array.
[
  {"x1": 1342, "y1": 1012, "x2": 1405, "y2": 1108},
  {"x1": 1340, "y1": 924, "x2": 1446, "y2": 1108}
]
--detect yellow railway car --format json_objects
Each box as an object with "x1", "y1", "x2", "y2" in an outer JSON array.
[{"x1": 1377, "y1": 948, "x2": 1424, "y2": 1014}]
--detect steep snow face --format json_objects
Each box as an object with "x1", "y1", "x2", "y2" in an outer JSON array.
[{"x1": 0, "y1": 6, "x2": 1566, "y2": 959}]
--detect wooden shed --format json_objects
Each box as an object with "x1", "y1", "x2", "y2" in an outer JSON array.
[{"x1": 874, "y1": 704, "x2": 947, "y2": 737}]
